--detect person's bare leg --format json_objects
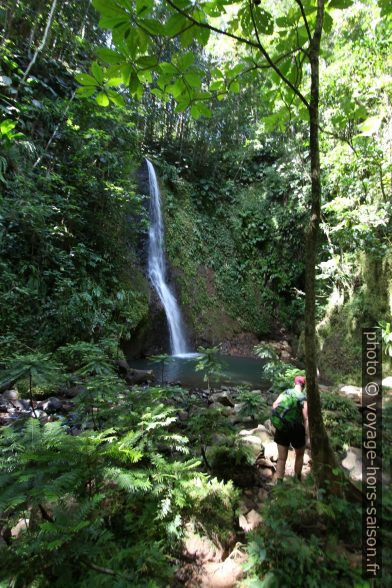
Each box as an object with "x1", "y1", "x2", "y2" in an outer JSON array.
[
  {"x1": 294, "y1": 446, "x2": 305, "y2": 480},
  {"x1": 276, "y1": 445, "x2": 289, "y2": 481}
]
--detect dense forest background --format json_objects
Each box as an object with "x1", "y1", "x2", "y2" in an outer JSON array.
[
  {"x1": 0, "y1": 0, "x2": 391, "y2": 586},
  {"x1": 1, "y1": 0, "x2": 391, "y2": 379}
]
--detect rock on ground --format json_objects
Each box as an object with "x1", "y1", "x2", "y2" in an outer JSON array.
[
  {"x1": 239, "y1": 424, "x2": 271, "y2": 444},
  {"x1": 238, "y1": 435, "x2": 262, "y2": 459},
  {"x1": 210, "y1": 392, "x2": 235, "y2": 408},
  {"x1": 262, "y1": 441, "x2": 279, "y2": 462},
  {"x1": 382, "y1": 376, "x2": 392, "y2": 389},
  {"x1": 183, "y1": 525, "x2": 223, "y2": 562},
  {"x1": 238, "y1": 509, "x2": 263, "y2": 532},
  {"x1": 11, "y1": 518, "x2": 29, "y2": 538},
  {"x1": 201, "y1": 557, "x2": 245, "y2": 588},
  {"x1": 339, "y1": 385, "x2": 361, "y2": 403},
  {"x1": 341, "y1": 447, "x2": 390, "y2": 484},
  {"x1": 2, "y1": 389, "x2": 19, "y2": 401},
  {"x1": 341, "y1": 447, "x2": 362, "y2": 481},
  {"x1": 179, "y1": 523, "x2": 245, "y2": 588},
  {"x1": 39, "y1": 397, "x2": 63, "y2": 413}
]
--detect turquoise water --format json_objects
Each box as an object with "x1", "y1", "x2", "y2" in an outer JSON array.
[{"x1": 130, "y1": 353, "x2": 269, "y2": 389}]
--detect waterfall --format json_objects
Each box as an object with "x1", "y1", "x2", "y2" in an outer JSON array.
[{"x1": 146, "y1": 159, "x2": 189, "y2": 356}]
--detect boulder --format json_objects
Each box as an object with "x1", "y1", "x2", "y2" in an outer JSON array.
[
  {"x1": 183, "y1": 525, "x2": 223, "y2": 562},
  {"x1": 239, "y1": 425, "x2": 271, "y2": 444},
  {"x1": 126, "y1": 367, "x2": 155, "y2": 385},
  {"x1": 209, "y1": 402, "x2": 233, "y2": 416},
  {"x1": 239, "y1": 509, "x2": 262, "y2": 532},
  {"x1": 382, "y1": 376, "x2": 392, "y2": 389},
  {"x1": 339, "y1": 385, "x2": 361, "y2": 403},
  {"x1": 262, "y1": 441, "x2": 279, "y2": 462},
  {"x1": 2, "y1": 389, "x2": 19, "y2": 401},
  {"x1": 255, "y1": 456, "x2": 275, "y2": 470},
  {"x1": 8, "y1": 399, "x2": 31, "y2": 412},
  {"x1": 342, "y1": 447, "x2": 390, "y2": 484},
  {"x1": 249, "y1": 424, "x2": 272, "y2": 444},
  {"x1": 233, "y1": 403, "x2": 245, "y2": 414},
  {"x1": 115, "y1": 359, "x2": 155, "y2": 385},
  {"x1": 239, "y1": 435, "x2": 262, "y2": 459},
  {"x1": 41, "y1": 397, "x2": 63, "y2": 414},
  {"x1": 210, "y1": 392, "x2": 235, "y2": 408},
  {"x1": 11, "y1": 518, "x2": 29, "y2": 538},
  {"x1": 115, "y1": 359, "x2": 132, "y2": 376},
  {"x1": 63, "y1": 384, "x2": 86, "y2": 398},
  {"x1": 258, "y1": 467, "x2": 274, "y2": 479},
  {"x1": 32, "y1": 409, "x2": 48, "y2": 420},
  {"x1": 202, "y1": 558, "x2": 244, "y2": 587},
  {"x1": 263, "y1": 419, "x2": 275, "y2": 435},
  {"x1": 341, "y1": 447, "x2": 362, "y2": 482}
]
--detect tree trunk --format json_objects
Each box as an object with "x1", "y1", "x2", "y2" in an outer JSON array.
[
  {"x1": 20, "y1": 0, "x2": 58, "y2": 85},
  {"x1": 305, "y1": 0, "x2": 339, "y2": 490}
]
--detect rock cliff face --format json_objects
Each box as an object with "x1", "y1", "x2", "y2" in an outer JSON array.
[
  {"x1": 123, "y1": 160, "x2": 186, "y2": 358},
  {"x1": 122, "y1": 291, "x2": 170, "y2": 359}
]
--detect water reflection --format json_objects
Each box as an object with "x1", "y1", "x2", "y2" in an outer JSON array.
[{"x1": 131, "y1": 354, "x2": 268, "y2": 389}]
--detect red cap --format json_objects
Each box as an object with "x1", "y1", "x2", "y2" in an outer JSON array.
[{"x1": 294, "y1": 375, "x2": 306, "y2": 387}]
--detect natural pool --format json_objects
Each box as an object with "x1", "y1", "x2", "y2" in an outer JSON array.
[{"x1": 130, "y1": 353, "x2": 269, "y2": 389}]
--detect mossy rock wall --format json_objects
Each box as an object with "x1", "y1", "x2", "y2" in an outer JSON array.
[
  {"x1": 161, "y1": 177, "x2": 306, "y2": 345},
  {"x1": 316, "y1": 251, "x2": 392, "y2": 384}
]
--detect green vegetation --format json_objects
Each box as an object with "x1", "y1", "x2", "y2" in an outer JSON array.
[
  {"x1": 244, "y1": 477, "x2": 364, "y2": 588},
  {"x1": 1, "y1": 0, "x2": 391, "y2": 585},
  {"x1": 0, "y1": 386, "x2": 239, "y2": 586}
]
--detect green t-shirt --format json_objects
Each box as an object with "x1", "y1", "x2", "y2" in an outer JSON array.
[{"x1": 271, "y1": 388, "x2": 307, "y2": 430}]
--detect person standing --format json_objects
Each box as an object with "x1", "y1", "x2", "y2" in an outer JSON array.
[{"x1": 271, "y1": 375, "x2": 309, "y2": 482}]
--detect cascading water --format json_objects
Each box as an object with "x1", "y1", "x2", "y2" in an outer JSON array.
[{"x1": 146, "y1": 159, "x2": 189, "y2": 356}]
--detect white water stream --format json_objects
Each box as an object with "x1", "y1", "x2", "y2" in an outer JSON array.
[{"x1": 146, "y1": 159, "x2": 190, "y2": 356}]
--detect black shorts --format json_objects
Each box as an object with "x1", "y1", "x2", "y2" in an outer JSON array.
[{"x1": 274, "y1": 422, "x2": 305, "y2": 449}]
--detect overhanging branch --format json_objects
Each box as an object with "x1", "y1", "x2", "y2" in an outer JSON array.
[
  {"x1": 164, "y1": 0, "x2": 260, "y2": 50},
  {"x1": 248, "y1": 1, "x2": 309, "y2": 109},
  {"x1": 163, "y1": 0, "x2": 310, "y2": 109},
  {"x1": 295, "y1": 0, "x2": 312, "y2": 42}
]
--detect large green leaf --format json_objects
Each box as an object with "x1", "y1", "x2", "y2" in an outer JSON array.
[
  {"x1": 178, "y1": 52, "x2": 195, "y2": 70},
  {"x1": 96, "y1": 47, "x2": 124, "y2": 64},
  {"x1": 75, "y1": 73, "x2": 98, "y2": 86},
  {"x1": 93, "y1": 0, "x2": 125, "y2": 15},
  {"x1": 139, "y1": 18, "x2": 164, "y2": 35},
  {"x1": 229, "y1": 81, "x2": 240, "y2": 93},
  {"x1": 91, "y1": 61, "x2": 104, "y2": 84},
  {"x1": 185, "y1": 72, "x2": 201, "y2": 88},
  {"x1": 201, "y1": 2, "x2": 223, "y2": 17},
  {"x1": 75, "y1": 86, "x2": 96, "y2": 98},
  {"x1": 165, "y1": 13, "x2": 188, "y2": 36},
  {"x1": 136, "y1": 0, "x2": 153, "y2": 16},
  {"x1": 323, "y1": 11, "x2": 333, "y2": 33},
  {"x1": 96, "y1": 92, "x2": 110, "y2": 106},
  {"x1": 190, "y1": 103, "x2": 212, "y2": 119},
  {"x1": 0, "y1": 119, "x2": 16, "y2": 135}
]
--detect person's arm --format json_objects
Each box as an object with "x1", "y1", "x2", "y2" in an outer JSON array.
[
  {"x1": 272, "y1": 393, "x2": 284, "y2": 409},
  {"x1": 302, "y1": 401, "x2": 310, "y2": 447}
]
